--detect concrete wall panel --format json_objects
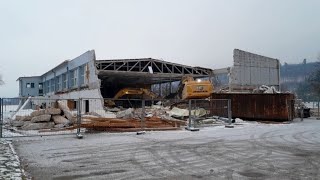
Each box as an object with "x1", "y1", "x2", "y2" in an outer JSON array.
[{"x1": 230, "y1": 49, "x2": 280, "y2": 91}]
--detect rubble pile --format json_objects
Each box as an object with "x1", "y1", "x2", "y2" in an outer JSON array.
[
  {"x1": 11, "y1": 107, "x2": 70, "y2": 130},
  {"x1": 10, "y1": 99, "x2": 230, "y2": 132},
  {"x1": 10, "y1": 100, "x2": 189, "y2": 132},
  {"x1": 253, "y1": 85, "x2": 279, "y2": 94},
  {"x1": 81, "y1": 106, "x2": 186, "y2": 131}
]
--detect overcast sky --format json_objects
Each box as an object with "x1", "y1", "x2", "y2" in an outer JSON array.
[{"x1": 1, "y1": 0, "x2": 320, "y2": 97}]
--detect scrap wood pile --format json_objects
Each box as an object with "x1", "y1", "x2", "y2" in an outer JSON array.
[
  {"x1": 80, "y1": 116, "x2": 186, "y2": 131},
  {"x1": 80, "y1": 105, "x2": 187, "y2": 131}
]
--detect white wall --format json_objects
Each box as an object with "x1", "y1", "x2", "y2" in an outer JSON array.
[{"x1": 230, "y1": 49, "x2": 280, "y2": 91}]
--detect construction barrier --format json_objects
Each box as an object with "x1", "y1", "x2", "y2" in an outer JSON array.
[{"x1": 0, "y1": 97, "x2": 231, "y2": 138}]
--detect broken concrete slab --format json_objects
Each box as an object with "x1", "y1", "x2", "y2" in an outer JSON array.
[
  {"x1": 30, "y1": 109, "x2": 45, "y2": 117},
  {"x1": 52, "y1": 115, "x2": 70, "y2": 125},
  {"x1": 31, "y1": 114, "x2": 51, "y2": 123},
  {"x1": 54, "y1": 124, "x2": 65, "y2": 129},
  {"x1": 168, "y1": 107, "x2": 189, "y2": 118},
  {"x1": 191, "y1": 108, "x2": 207, "y2": 117},
  {"x1": 106, "y1": 107, "x2": 120, "y2": 112},
  {"x1": 21, "y1": 122, "x2": 55, "y2": 130},
  {"x1": 11, "y1": 120, "x2": 24, "y2": 127},
  {"x1": 15, "y1": 115, "x2": 32, "y2": 121},
  {"x1": 116, "y1": 108, "x2": 134, "y2": 119},
  {"x1": 45, "y1": 108, "x2": 61, "y2": 115},
  {"x1": 92, "y1": 110, "x2": 116, "y2": 118},
  {"x1": 57, "y1": 101, "x2": 74, "y2": 120}
]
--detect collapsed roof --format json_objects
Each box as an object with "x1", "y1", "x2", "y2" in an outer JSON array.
[{"x1": 96, "y1": 58, "x2": 213, "y2": 85}]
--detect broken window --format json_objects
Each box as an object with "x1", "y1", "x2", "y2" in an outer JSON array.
[
  {"x1": 50, "y1": 79, "x2": 55, "y2": 92},
  {"x1": 62, "y1": 73, "x2": 67, "y2": 89},
  {"x1": 46, "y1": 81, "x2": 50, "y2": 93},
  {"x1": 38, "y1": 83, "x2": 43, "y2": 95},
  {"x1": 56, "y1": 76, "x2": 61, "y2": 91},
  {"x1": 79, "y1": 66, "x2": 85, "y2": 86},
  {"x1": 70, "y1": 69, "x2": 78, "y2": 87}
]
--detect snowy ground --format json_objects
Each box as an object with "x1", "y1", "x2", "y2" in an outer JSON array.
[
  {"x1": 0, "y1": 139, "x2": 23, "y2": 180},
  {"x1": 12, "y1": 118, "x2": 320, "y2": 179},
  {"x1": 304, "y1": 101, "x2": 320, "y2": 109}
]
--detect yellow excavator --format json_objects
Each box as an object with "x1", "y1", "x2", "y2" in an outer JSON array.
[
  {"x1": 111, "y1": 76, "x2": 213, "y2": 101},
  {"x1": 113, "y1": 87, "x2": 158, "y2": 99},
  {"x1": 178, "y1": 76, "x2": 213, "y2": 99}
]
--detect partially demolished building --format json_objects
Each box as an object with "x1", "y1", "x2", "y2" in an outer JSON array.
[
  {"x1": 17, "y1": 50, "x2": 213, "y2": 111},
  {"x1": 15, "y1": 49, "x2": 294, "y2": 125}
]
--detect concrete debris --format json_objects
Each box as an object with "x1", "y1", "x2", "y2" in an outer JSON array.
[
  {"x1": 253, "y1": 85, "x2": 279, "y2": 94},
  {"x1": 11, "y1": 109, "x2": 34, "y2": 121},
  {"x1": 168, "y1": 107, "x2": 189, "y2": 118},
  {"x1": 54, "y1": 124, "x2": 65, "y2": 129},
  {"x1": 21, "y1": 122, "x2": 55, "y2": 130},
  {"x1": 30, "y1": 109, "x2": 45, "y2": 117},
  {"x1": 116, "y1": 108, "x2": 134, "y2": 119},
  {"x1": 45, "y1": 108, "x2": 61, "y2": 115},
  {"x1": 11, "y1": 120, "x2": 25, "y2": 127},
  {"x1": 15, "y1": 115, "x2": 32, "y2": 121},
  {"x1": 167, "y1": 107, "x2": 207, "y2": 118},
  {"x1": 92, "y1": 110, "x2": 116, "y2": 118},
  {"x1": 52, "y1": 115, "x2": 70, "y2": 125},
  {"x1": 87, "y1": 112, "x2": 101, "y2": 117},
  {"x1": 30, "y1": 114, "x2": 51, "y2": 123},
  {"x1": 7, "y1": 99, "x2": 216, "y2": 132},
  {"x1": 195, "y1": 118, "x2": 225, "y2": 125},
  {"x1": 235, "y1": 118, "x2": 245, "y2": 123},
  {"x1": 106, "y1": 107, "x2": 121, "y2": 112},
  {"x1": 57, "y1": 100, "x2": 74, "y2": 121},
  {"x1": 191, "y1": 108, "x2": 207, "y2": 117}
]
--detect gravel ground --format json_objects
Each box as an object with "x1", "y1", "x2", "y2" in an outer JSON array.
[{"x1": 13, "y1": 118, "x2": 320, "y2": 179}]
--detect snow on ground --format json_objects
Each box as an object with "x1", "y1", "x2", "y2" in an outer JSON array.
[
  {"x1": 304, "y1": 102, "x2": 319, "y2": 109},
  {"x1": 0, "y1": 139, "x2": 23, "y2": 180},
  {"x1": 12, "y1": 118, "x2": 320, "y2": 179},
  {"x1": 2, "y1": 105, "x2": 19, "y2": 122}
]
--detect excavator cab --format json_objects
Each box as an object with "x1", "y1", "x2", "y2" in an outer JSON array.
[{"x1": 178, "y1": 76, "x2": 214, "y2": 100}]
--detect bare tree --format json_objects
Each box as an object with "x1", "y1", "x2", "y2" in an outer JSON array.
[{"x1": 0, "y1": 74, "x2": 4, "y2": 85}]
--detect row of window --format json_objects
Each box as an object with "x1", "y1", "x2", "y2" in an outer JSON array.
[
  {"x1": 43, "y1": 66, "x2": 86, "y2": 94},
  {"x1": 26, "y1": 83, "x2": 43, "y2": 89}
]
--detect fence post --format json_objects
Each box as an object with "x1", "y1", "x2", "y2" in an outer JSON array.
[
  {"x1": 300, "y1": 106, "x2": 303, "y2": 121},
  {"x1": 137, "y1": 99, "x2": 146, "y2": 135},
  {"x1": 0, "y1": 98, "x2": 2, "y2": 138},
  {"x1": 186, "y1": 99, "x2": 199, "y2": 131},
  {"x1": 225, "y1": 99, "x2": 234, "y2": 128},
  {"x1": 76, "y1": 98, "x2": 83, "y2": 138},
  {"x1": 287, "y1": 99, "x2": 291, "y2": 121},
  {"x1": 188, "y1": 99, "x2": 192, "y2": 128},
  {"x1": 142, "y1": 99, "x2": 145, "y2": 130},
  {"x1": 228, "y1": 99, "x2": 232, "y2": 124},
  {"x1": 317, "y1": 97, "x2": 320, "y2": 119}
]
